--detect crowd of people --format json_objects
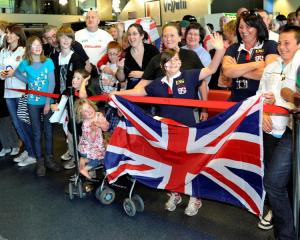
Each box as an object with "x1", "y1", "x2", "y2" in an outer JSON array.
[{"x1": 1, "y1": 6, "x2": 300, "y2": 240}]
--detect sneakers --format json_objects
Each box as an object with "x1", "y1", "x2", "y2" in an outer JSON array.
[
  {"x1": 61, "y1": 150, "x2": 72, "y2": 161},
  {"x1": 0, "y1": 148, "x2": 11, "y2": 157},
  {"x1": 258, "y1": 209, "x2": 273, "y2": 230},
  {"x1": 64, "y1": 159, "x2": 75, "y2": 170},
  {"x1": 184, "y1": 197, "x2": 202, "y2": 216},
  {"x1": 10, "y1": 147, "x2": 20, "y2": 156},
  {"x1": 17, "y1": 156, "x2": 37, "y2": 167},
  {"x1": 165, "y1": 193, "x2": 182, "y2": 211},
  {"x1": 13, "y1": 151, "x2": 28, "y2": 163}
]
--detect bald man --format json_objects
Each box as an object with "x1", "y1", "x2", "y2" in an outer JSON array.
[{"x1": 75, "y1": 10, "x2": 113, "y2": 66}]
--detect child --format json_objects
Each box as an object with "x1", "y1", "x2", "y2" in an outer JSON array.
[
  {"x1": 99, "y1": 41, "x2": 124, "y2": 133},
  {"x1": 75, "y1": 99, "x2": 109, "y2": 179},
  {"x1": 113, "y1": 33, "x2": 225, "y2": 216},
  {"x1": 51, "y1": 68, "x2": 92, "y2": 170},
  {"x1": 14, "y1": 36, "x2": 59, "y2": 176},
  {"x1": 99, "y1": 41, "x2": 125, "y2": 94}
]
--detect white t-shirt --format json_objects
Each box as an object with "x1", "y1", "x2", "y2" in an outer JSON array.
[
  {"x1": 75, "y1": 28, "x2": 113, "y2": 65},
  {"x1": 0, "y1": 46, "x2": 26, "y2": 98},
  {"x1": 257, "y1": 57, "x2": 297, "y2": 137}
]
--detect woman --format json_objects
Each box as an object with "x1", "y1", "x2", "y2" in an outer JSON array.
[
  {"x1": 182, "y1": 22, "x2": 211, "y2": 68},
  {"x1": 134, "y1": 22, "x2": 204, "y2": 91},
  {"x1": 182, "y1": 22, "x2": 211, "y2": 82},
  {"x1": 0, "y1": 24, "x2": 36, "y2": 165},
  {"x1": 14, "y1": 36, "x2": 58, "y2": 176},
  {"x1": 116, "y1": 23, "x2": 159, "y2": 90},
  {"x1": 222, "y1": 10, "x2": 279, "y2": 102}
]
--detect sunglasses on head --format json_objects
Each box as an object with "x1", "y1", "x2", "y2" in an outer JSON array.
[{"x1": 240, "y1": 10, "x2": 258, "y2": 17}]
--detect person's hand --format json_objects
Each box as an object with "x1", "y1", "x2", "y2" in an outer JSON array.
[
  {"x1": 117, "y1": 58, "x2": 125, "y2": 69},
  {"x1": 43, "y1": 104, "x2": 51, "y2": 115},
  {"x1": 51, "y1": 103, "x2": 59, "y2": 111},
  {"x1": 210, "y1": 32, "x2": 224, "y2": 50},
  {"x1": 200, "y1": 111, "x2": 208, "y2": 121},
  {"x1": 263, "y1": 91, "x2": 275, "y2": 105},
  {"x1": 263, "y1": 113, "x2": 272, "y2": 133},
  {"x1": 5, "y1": 69, "x2": 14, "y2": 77},
  {"x1": 0, "y1": 70, "x2": 9, "y2": 78},
  {"x1": 82, "y1": 75, "x2": 90, "y2": 86},
  {"x1": 128, "y1": 71, "x2": 143, "y2": 78}
]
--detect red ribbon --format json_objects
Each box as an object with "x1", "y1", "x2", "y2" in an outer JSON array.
[{"x1": 7, "y1": 88, "x2": 289, "y2": 115}]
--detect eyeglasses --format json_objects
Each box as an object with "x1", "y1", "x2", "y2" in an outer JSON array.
[{"x1": 108, "y1": 52, "x2": 119, "y2": 56}]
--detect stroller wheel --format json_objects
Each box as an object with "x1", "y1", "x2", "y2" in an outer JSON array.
[
  {"x1": 99, "y1": 187, "x2": 115, "y2": 205},
  {"x1": 132, "y1": 194, "x2": 144, "y2": 212},
  {"x1": 68, "y1": 182, "x2": 74, "y2": 200},
  {"x1": 78, "y1": 182, "x2": 84, "y2": 199},
  {"x1": 123, "y1": 198, "x2": 136, "y2": 217}
]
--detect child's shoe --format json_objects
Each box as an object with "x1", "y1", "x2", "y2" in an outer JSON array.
[
  {"x1": 184, "y1": 197, "x2": 202, "y2": 216},
  {"x1": 165, "y1": 192, "x2": 182, "y2": 212}
]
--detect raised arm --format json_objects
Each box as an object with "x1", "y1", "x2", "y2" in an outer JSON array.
[{"x1": 199, "y1": 33, "x2": 226, "y2": 80}]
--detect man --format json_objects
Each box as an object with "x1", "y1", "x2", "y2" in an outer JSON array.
[
  {"x1": 256, "y1": 9, "x2": 279, "y2": 42},
  {"x1": 287, "y1": 12, "x2": 297, "y2": 26},
  {"x1": 75, "y1": 10, "x2": 113, "y2": 66},
  {"x1": 258, "y1": 25, "x2": 300, "y2": 240},
  {"x1": 43, "y1": 25, "x2": 89, "y2": 70}
]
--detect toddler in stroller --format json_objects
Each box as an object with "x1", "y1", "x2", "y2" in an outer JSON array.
[{"x1": 75, "y1": 98, "x2": 109, "y2": 179}]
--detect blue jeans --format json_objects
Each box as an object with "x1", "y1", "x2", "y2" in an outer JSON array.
[
  {"x1": 27, "y1": 104, "x2": 53, "y2": 158},
  {"x1": 263, "y1": 129, "x2": 296, "y2": 240},
  {"x1": 6, "y1": 98, "x2": 35, "y2": 157}
]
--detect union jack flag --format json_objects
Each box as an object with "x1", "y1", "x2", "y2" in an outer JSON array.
[{"x1": 104, "y1": 95, "x2": 264, "y2": 216}]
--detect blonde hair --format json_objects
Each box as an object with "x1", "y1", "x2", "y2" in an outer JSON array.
[{"x1": 74, "y1": 99, "x2": 98, "y2": 123}]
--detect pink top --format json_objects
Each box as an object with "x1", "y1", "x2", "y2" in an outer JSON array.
[{"x1": 78, "y1": 112, "x2": 107, "y2": 160}]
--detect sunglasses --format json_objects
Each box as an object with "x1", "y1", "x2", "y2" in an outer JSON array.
[{"x1": 240, "y1": 10, "x2": 259, "y2": 17}]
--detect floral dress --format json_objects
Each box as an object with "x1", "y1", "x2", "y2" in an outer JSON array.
[{"x1": 78, "y1": 112, "x2": 106, "y2": 160}]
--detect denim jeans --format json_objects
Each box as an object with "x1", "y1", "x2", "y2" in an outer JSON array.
[
  {"x1": 6, "y1": 98, "x2": 35, "y2": 157},
  {"x1": 263, "y1": 129, "x2": 296, "y2": 240},
  {"x1": 27, "y1": 104, "x2": 53, "y2": 158}
]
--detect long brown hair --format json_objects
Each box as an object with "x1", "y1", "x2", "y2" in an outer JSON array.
[
  {"x1": 24, "y1": 36, "x2": 47, "y2": 65},
  {"x1": 5, "y1": 24, "x2": 27, "y2": 48}
]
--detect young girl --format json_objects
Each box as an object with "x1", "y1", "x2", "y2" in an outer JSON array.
[
  {"x1": 113, "y1": 33, "x2": 225, "y2": 216},
  {"x1": 51, "y1": 68, "x2": 92, "y2": 170},
  {"x1": 75, "y1": 99, "x2": 109, "y2": 179},
  {"x1": 14, "y1": 36, "x2": 59, "y2": 176}
]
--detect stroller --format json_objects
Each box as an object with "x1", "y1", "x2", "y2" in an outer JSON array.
[
  {"x1": 95, "y1": 172, "x2": 144, "y2": 217},
  {"x1": 66, "y1": 89, "x2": 144, "y2": 216}
]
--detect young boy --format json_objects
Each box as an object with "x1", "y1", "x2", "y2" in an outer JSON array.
[
  {"x1": 99, "y1": 41, "x2": 125, "y2": 133},
  {"x1": 113, "y1": 33, "x2": 225, "y2": 216},
  {"x1": 256, "y1": 25, "x2": 300, "y2": 239},
  {"x1": 99, "y1": 41, "x2": 125, "y2": 94}
]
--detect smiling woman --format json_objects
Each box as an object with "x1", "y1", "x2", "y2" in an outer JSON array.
[{"x1": 222, "y1": 10, "x2": 279, "y2": 102}]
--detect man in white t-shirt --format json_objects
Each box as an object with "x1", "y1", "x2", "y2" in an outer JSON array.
[
  {"x1": 257, "y1": 9, "x2": 279, "y2": 42},
  {"x1": 75, "y1": 10, "x2": 113, "y2": 66}
]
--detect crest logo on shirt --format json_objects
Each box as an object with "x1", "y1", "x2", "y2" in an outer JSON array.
[
  {"x1": 16, "y1": 55, "x2": 21, "y2": 61},
  {"x1": 178, "y1": 86, "x2": 187, "y2": 94}
]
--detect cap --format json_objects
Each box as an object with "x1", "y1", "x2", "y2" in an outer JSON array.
[{"x1": 180, "y1": 20, "x2": 190, "y2": 28}]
